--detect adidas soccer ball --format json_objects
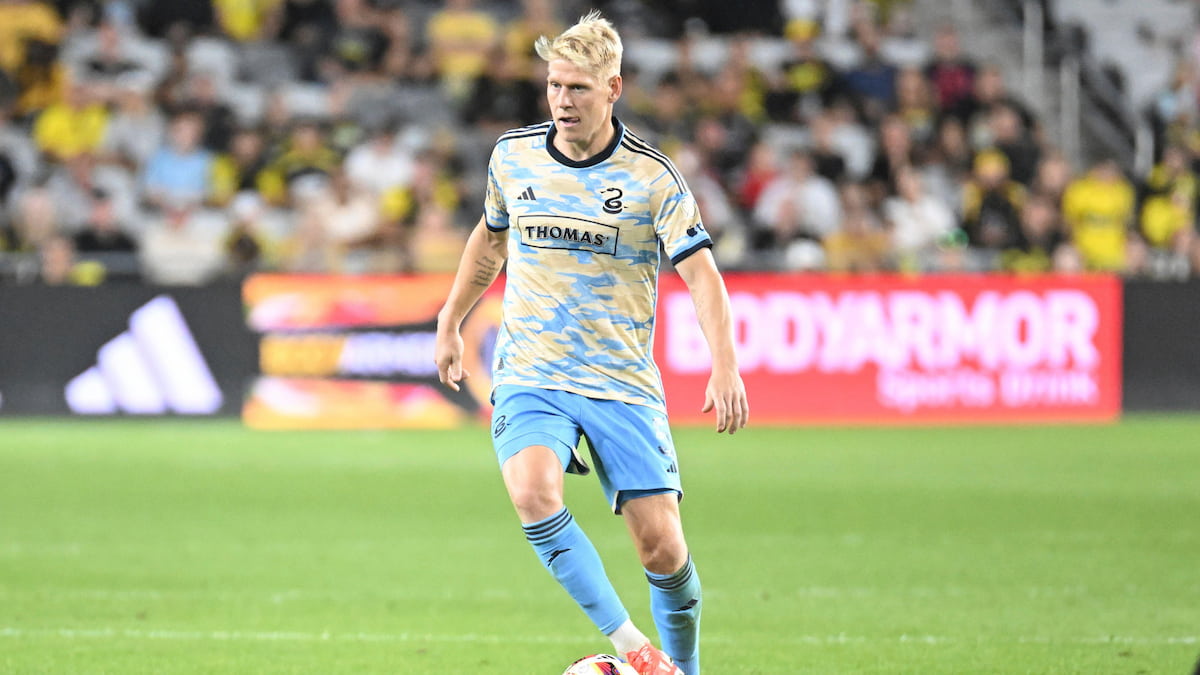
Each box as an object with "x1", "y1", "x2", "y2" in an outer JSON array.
[{"x1": 562, "y1": 653, "x2": 638, "y2": 675}]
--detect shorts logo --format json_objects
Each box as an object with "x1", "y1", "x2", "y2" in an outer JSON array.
[
  {"x1": 493, "y1": 415, "x2": 507, "y2": 437},
  {"x1": 601, "y1": 187, "x2": 624, "y2": 214}
]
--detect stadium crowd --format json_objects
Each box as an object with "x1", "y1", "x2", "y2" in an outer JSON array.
[{"x1": 1, "y1": 0, "x2": 1199, "y2": 285}]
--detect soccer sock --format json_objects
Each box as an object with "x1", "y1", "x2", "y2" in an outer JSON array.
[
  {"x1": 523, "y1": 508, "x2": 629, "y2": 635},
  {"x1": 646, "y1": 555, "x2": 702, "y2": 675},
  {"x1": 607, "y1": 618, "x2": 650, "y2": 655}
]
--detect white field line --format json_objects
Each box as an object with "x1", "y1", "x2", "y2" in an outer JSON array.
[
  {"x1": 0, "y1": 627, "x2": 1196, "y2": 647},
  {"x1": 10, "y1": 583, "x2": 1181, "y2": 602}
]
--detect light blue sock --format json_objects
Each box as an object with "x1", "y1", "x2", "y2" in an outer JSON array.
[
  {"x1": 523, "y1": 508, "x2": 629, "y2": 634},
  {"x1": 646, "y1": 556, "x2": 701, "y2": 675}
]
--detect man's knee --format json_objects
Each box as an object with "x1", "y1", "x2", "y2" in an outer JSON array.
[
  {"x1": 631, "y1": 523, "x2": 688, "y2": 574},
  {"x1": 507, "y1": 481, "x2": 563, "y2": 522},
  {"x1": 502, "y1": 445, "x2": 565, "y2": 523}
]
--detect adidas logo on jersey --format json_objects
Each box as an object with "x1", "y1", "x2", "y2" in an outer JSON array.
[
  {"x1": 65, "y1": 295, "x2": 223, "y2": 415},
  {"x1": 516, "y1": 186, "x2": 537, "y2": 200}
]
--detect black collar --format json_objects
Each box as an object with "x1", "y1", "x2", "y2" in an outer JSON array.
[{"x1": 545, "y1": 117, "x2": 624, "y2": 168}]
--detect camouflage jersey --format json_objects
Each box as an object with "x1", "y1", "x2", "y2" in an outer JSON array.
[{"x1": 484, "y1": 118, "x2": 713, "y2": 411}]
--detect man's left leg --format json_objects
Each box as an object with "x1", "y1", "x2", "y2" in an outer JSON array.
[{"x1": 622, "y1": 494, "x2": 702, "y2": 675}]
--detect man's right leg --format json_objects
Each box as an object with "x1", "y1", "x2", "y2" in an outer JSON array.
[
  {"x1": 494, "y1": 386, "x2": 653, "y2": 654},
  {"x1": 506, "y1": 444, "x2": 648, "y2": 638},
  {"x1": 502, "y1": 445, "x2": 645, "y2": 647}
]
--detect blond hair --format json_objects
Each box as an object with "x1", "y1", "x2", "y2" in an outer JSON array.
[{"x1": 534, "y1": 10, "x2": 623, "y2": 80}]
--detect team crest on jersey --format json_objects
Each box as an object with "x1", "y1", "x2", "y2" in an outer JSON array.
[
  {"x1": 517, "y1": 215, "x2": 619, "y2": 255},
  {"x1": 600, "y1": 187, "x2": 624, "y2": 214}
]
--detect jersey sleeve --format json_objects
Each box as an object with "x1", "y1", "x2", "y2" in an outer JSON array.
[
  {"x1": 484, "y1": 144, "x2": 509, "y2": 231},
  {"x1": 652, "y1": 172, "x2": 712, "y2": 265}
]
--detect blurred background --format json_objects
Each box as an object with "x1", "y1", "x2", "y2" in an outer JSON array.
[
  {"x1": 0, "y1": 0, "x2": 1198, "y2": 424},
  {"x1": 2, "y1": 4, "x2": 1200, "y2": 672}
]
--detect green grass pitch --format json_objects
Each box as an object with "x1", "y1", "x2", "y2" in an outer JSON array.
[{"x1": 1, "y1": 417, "x2": 1198, "y2": 674}]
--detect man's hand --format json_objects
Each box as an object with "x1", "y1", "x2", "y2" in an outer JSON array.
[
  {"x1": 435, "y1": 326, "x2": 470, "y2": 392},
  {"x1": 701, "y1": 366, "x2": 749, "y2": 434}
]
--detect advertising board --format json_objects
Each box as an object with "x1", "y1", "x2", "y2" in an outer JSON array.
[
  {"x1": 241, "y1": 273, "x2": 1122, "y2": 428},
  {"x1": 657, "y1": 274, "x2": 1122, "y2": 424}
]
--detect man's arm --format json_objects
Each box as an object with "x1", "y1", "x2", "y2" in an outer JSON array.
[
  {"x1": 673, "y1": 248, "x2": 749, "y2": 434},
  {"x1": 435, "y1": 215, "x2": 508, "y2": 391}
]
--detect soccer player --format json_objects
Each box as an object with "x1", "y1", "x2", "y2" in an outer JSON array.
[{"x1": 434, "y1": 11, "x2": 748, "y2": 675}]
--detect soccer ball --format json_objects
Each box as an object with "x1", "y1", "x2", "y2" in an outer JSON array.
[{"x1": 562, "y1": 653, "x2": 638, "y2": 675}]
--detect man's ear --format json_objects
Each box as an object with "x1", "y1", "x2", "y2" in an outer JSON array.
[{"x1": 608, "y1": 74, "x2": 623, "y2": 103}]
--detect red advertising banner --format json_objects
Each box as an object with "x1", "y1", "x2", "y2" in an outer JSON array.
[
  {"x1": 655, "y1": 274, "x2": 1122, "y2": 425},
  {"x1": 242, "y1": 273, "x2": 1121, "y2": 428}
]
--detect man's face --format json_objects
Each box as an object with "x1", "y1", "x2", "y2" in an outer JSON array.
[{"x1": 546, "y1": 59, "x2": 619, "y2": 151}]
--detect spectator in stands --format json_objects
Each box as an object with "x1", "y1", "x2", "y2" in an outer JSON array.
[
  {"x1": 426, "y1": 0, "x2": 499, "y2": 103},
  {"x1": 884, "y1": 164, "x2": 956, "y2": 269},
  {"x1": 893, "y1": 66, "x2": 935, "y2": 145},
  {"x1": 768, "y1": 19, "x2": 835, "y2": 123},
  {"x1": 1062, "y1": 157, "x2": 1141, "y2": 274},
  {"x1": 753, "y1": 148, "x2": 841, "y2": 252},
  {"x1": 999, "y1": 193, "x2": 1073, "y2": 274},
  {"x1": 13, "y1": 36, "x2": 65, "y2": 118},
  {"x1": 955, "y1": 64, "x2": 1035, "y2": 148},
  {"x1": 824, "y1": 182, "x2": 892, "y2": 273},
  {"x1": 257, "y1": 118, "x2": 340, "y2": 206},
  {"x1": 45, "y1": 152, "x2": 138, "y2": 231},
  {"x1": 139, "y1": 199, "x2": 226, "y2": 285},
  {"x1": 675, "y1": 143, "x2": 742, "y2": 264},
  {"x1": 223, "y1": 191, "x2": 271, "y2": 276},
  {"x1": 866, "y1": 114, "x2": 915, "y2": 203},
  {"x1": 824, "y1": 97, "x2": 875, "y2": 179},
  {"x1": 32, "y1": 79, "x2": 108, "y2": 161},
  {"x1": 73, "y1": 188, "x2": 137, "y2": 254},
  {"x1": 735, "y1": 141, "x2": 780, "y2": 214},
  {"x1": 988, "y1": 103, "x2": 1039, "y2": 185},
  {"x1": 3, "y1": 183, "x2": 58, "y2": 254},
  {"x1": 0, "y1": 149, "x2": 15, "y2": 211},
  {"x1": 277, "y1": 0, "x2": 337, "y2": 82},
  {"x1": 38, "y1": 234, "x2": 99, "y2": 285},
  {"x1": 210, "y1": 126, "x2": 269, "y2": 207},
  {"x1": 321, "y1": 0, "x2": 388, "y2": 81},
  {"x1": 1139, "y1": 144, "x2": 1198, "y2": 277},
  {"x1": 378, "y1": 6, "x2": 432, "y2": 83},
  {"x1": 924, "y1": 22, "x2": 975, "y2": 113},
  {"x1": 1150, "y1": 60, "x2": 1198, "y2": 155},
  {"x1": 1029, "y1": 149, "x2": 1073, "y2": 206},
  {"x1": 840, "y1": 18, "x2": 897, "y2": 123},
  {"x1": 634, "y1": 72, "x2": 695, "y2": 156},
  {"x1": 921, "y1": 115, "x2": 972, "y2": 213},
  {"x1": 721, "y1": 36, "x2": 771, "y2": 123},
  {"x1": 340, "y1": 119, "x2": 412, "y2": 200},
  {"x1": 460, "y1": 44, "x2": 541, "y2": 135},
  {"x1": 137, "y1": 0, "x2": 214, "y2": 42},
  {"x1": 73, "y1": 18, "x2": 156, "y2": 94},
  {"x1": 0, "y1": 107, "x2": 38, "y2": 186},
  {"x1": 962, "y1": 148, "x2": 1025, "y2": 252},
  {"x1": 142, "y1": 109, "x2": 213, "y2": 209},
  {"x1": 179, "y1": 71, "x2": 236, "y2": 152},
  {"x1": 213, "y1": 0, "x2": 281, "y2": 43},
  {"x1": 503, "y1": 0, "x2": 562, "y2": 80},
  {"x1": 808, "y1": 111, "x2": 849, "y2": 184},
  {"x1": 695, "y1": 68, "x2": 760, "y2": 182},
  {"x1": 0, "y1": 1, "x2": 63, "y2": 82},
  {"x1": 408, "y1": 203, "x2": 467, "y2": 274},
  {"x1": 101, "y1": 74, "x2": 164, "y2": 170},
  {"x1": 289, "y1": 168, "x2": 381, "y2": 273}
]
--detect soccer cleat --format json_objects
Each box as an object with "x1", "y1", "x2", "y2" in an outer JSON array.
[{"x1": 624, "y1": 643, "x2": 684, "y2": 675}]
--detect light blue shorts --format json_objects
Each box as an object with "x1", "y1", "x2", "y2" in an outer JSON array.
[{"x1": 491, "y1": 385, "x2": 682, "y2": 513}]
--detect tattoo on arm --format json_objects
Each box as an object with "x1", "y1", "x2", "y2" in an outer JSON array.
[{"x1": 470, "y1": 255, "x2": 500, "y2": 287}]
